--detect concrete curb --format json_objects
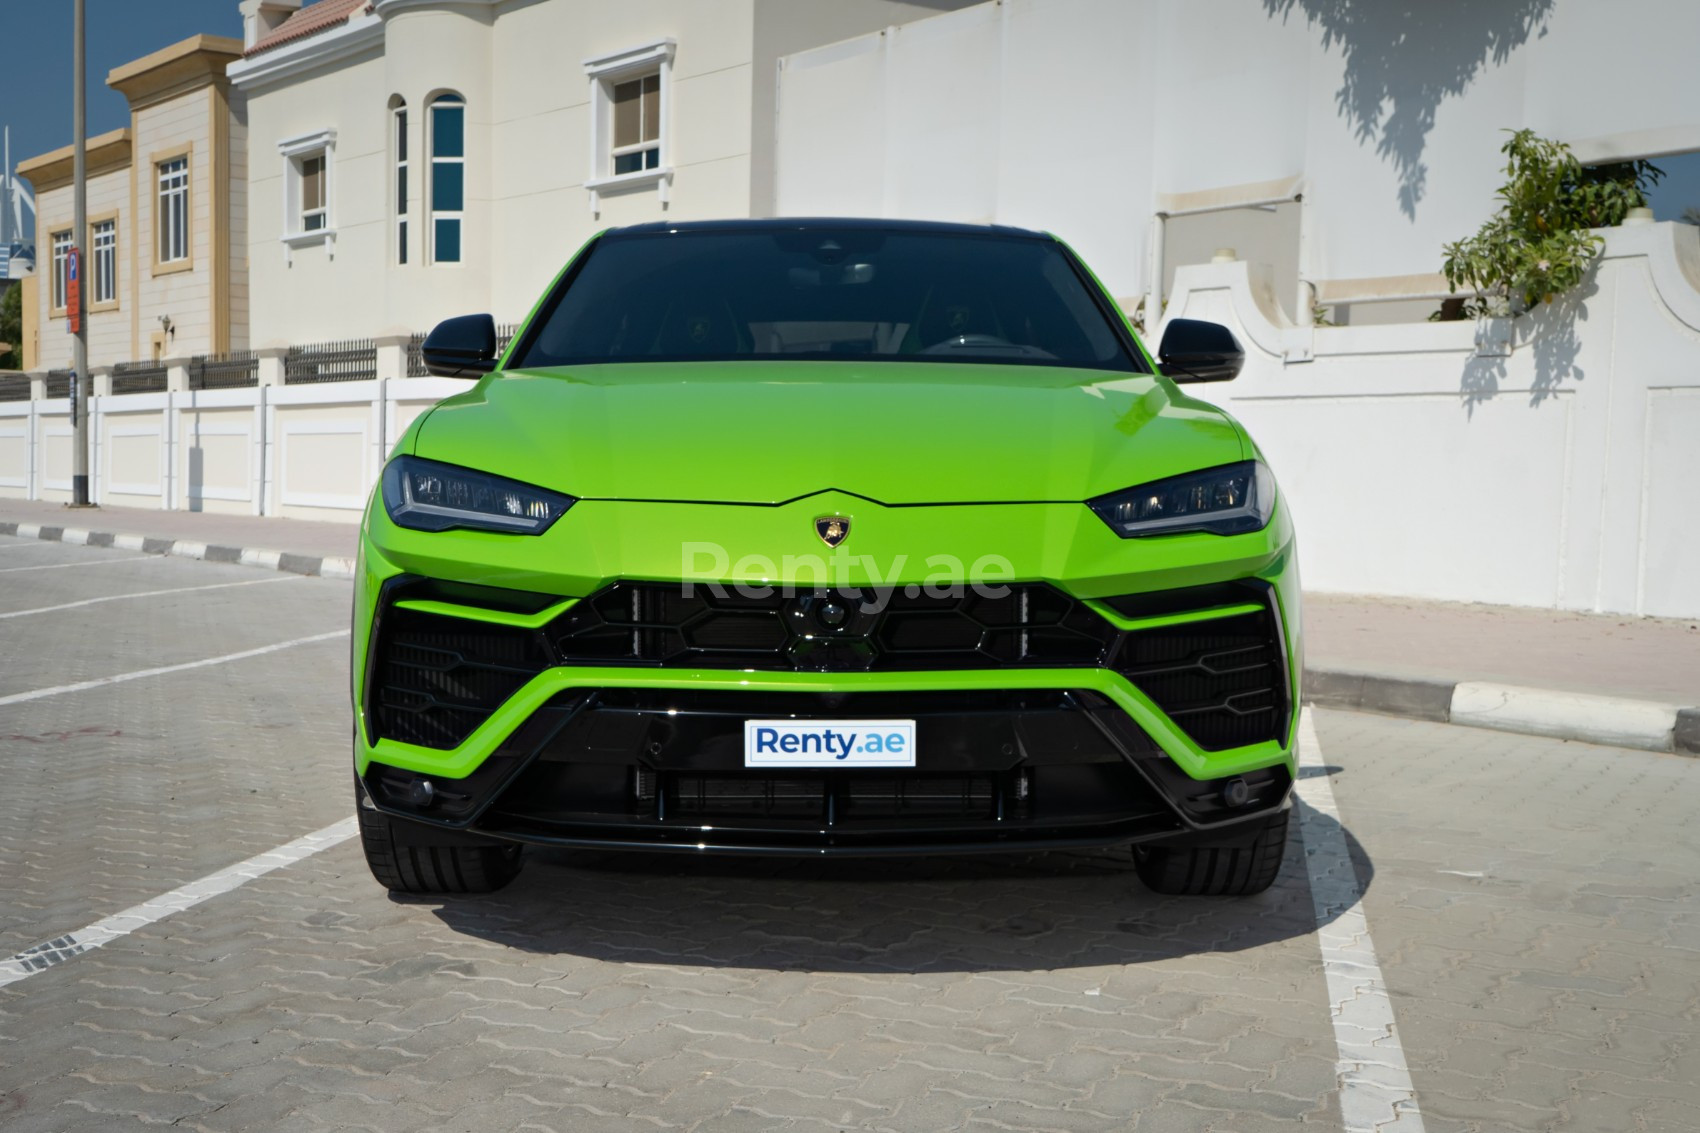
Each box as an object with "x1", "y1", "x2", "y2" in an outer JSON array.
[
  {"x1": 0, "y1": 521, "x2": 356, "y2": 581},
  {"x1": 5, "y1": 518, "x2": 1693, "y2": 756},
  {"x1": 1307, "y1": 667, "x2": 1699, "y2": 757}
]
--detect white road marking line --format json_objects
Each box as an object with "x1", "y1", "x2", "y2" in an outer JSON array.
[
  {"x1": 0, "y1": 555, "x2": 153, "y2": 574},
  {"x1": 0, "y1": 818, "x2": 358, "y2": 989},
  {"x1": 0, "y1": 629, "x2": 350, "y2": 708},
  {"x1": 1297, "y1": 707, "x2": 1427, "y2": 1133},
  {"x1": 0, "y1": 575, "x2": 300, "y2": 620}
]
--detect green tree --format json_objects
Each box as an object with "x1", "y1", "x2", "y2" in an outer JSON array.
[
  {"x1": 1441, "y1": 129, "x2": 1663, "y2": 317},
  {"x1": 0, "y1": 281, "x2": 22, "y2": 365}
]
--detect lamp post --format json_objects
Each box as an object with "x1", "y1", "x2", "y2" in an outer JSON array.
[{"x1": 70, "y1": 0, "x2": 93, "y2": 508}]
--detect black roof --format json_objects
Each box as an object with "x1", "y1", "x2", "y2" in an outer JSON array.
[{"x1": 606, "y1": 217, "x2": 1052, "y2": 241}]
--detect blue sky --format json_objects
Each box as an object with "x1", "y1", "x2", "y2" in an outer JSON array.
[
  {"x1": 2, "y1": 0, "x2": 241, "y2": 243},
  {"x1": 1644, "y1": 153, "x2": 1700, "y2": 223}
]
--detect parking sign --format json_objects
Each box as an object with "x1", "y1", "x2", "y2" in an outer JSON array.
[{"x1": 67, "y1": 247, "x2": 81, "y2": 334}]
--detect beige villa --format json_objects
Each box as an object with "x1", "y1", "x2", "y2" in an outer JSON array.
[{"x1": 18, "y1": 35, "x2": 247, "y2": 374}]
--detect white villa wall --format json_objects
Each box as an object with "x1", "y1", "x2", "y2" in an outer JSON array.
[
  {"x1": 239, "y1": 0, "x2": 767, "y2": 344},
  {"x1": 243, "y1": 35, "x2": 393, "y2": 343},
  {"x1": 1159, "y1": 222, "x2": 1700, "y2": 619},
  {"x1": 229, "y1": 0, "x2": 958, "y2": 343},
  {"x1": 776, "y1": 0, "x2": 1700, "y2": 304},
  {"x1": 485, "y1": 0, "x2": 759, "y2": 318}
]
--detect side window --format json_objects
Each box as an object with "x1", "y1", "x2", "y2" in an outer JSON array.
[
  {"x1": 429, "y1": 94, "x2": 464, "y2": 264},
  {"x1": 91, "y1": 219, "x2": 117, "y2": 305},
  {"x1": 51, "y1": 229, "x2": 72, "y2": 312},
  {"x1": 393, "y1": 100, "x2": 409, "y2": 265},
  {"x1": 157, "y1": 157, "x2": 189, "y2": 263}
]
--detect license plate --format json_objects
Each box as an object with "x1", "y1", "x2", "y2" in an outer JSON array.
[{"x1": 743, "y1": 719, "x2": 917, "y2": 768}]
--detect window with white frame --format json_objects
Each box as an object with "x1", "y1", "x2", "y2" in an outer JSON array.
[
  {"x1": 91, "y1": 219, "x2": 117, "y2": 305},
  {"x1": 158, "y1": 157, "x2": 189, "y2": 263},
  {"x1": 584, "y1": 38, "x2": 676, "y2": 210},
  {"x1": 51, "y1": 229, "x2": 71, "y2": 311},
  {"x1": 277, "y1": 129, "x2": 336, "y2": 248},
  {"x1": 429, "y1": 94, "x2": 464, "y2": 264},
  {"x1": 394, "y1": 101, "x2": 409, "y2": 265}
]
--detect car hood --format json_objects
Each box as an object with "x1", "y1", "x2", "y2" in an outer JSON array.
[{"x1": 412, "y1": 361, "x2": 1246, "y2": 505}]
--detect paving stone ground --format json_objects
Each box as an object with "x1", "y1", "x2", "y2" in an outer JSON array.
[
  {"x1": 1314, "y1": 712, "x2": 1700, "y2": 1133},
  {"x1": 0, "y1": 534, "x2": 1695, "y2": 1131}
]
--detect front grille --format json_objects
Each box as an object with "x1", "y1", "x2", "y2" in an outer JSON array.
[
  {"x1": 363, "y1": 577, "x2": 1290, "y2": 754},
  {"x1": 1116, "y1": 605, "x2": 1286, "y2": 750},
  {"x1": 370, "y1": 607, "x2": 550, "y2": 748},
  {"x1": 550, "y1": 582, "x2": 1115, "y2": 672}
]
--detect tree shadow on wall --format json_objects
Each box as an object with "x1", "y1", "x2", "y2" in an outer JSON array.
[
  {"x1": 1263, "y1": 0, "x2": 1554, "y2": 217},
  {"x1": 1458, "y1": 280, "x2": 1592, "y2": 417}
]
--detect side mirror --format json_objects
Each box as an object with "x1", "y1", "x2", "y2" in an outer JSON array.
[
  {"x1": 1157, "y1": 318, "x2": 1244, "y2": 384},
  {"x1": 421, "y1": 314, "x2": 499, "y2": 378}
]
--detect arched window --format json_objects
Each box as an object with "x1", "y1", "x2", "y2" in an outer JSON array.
[
  {"x1": 391, "y1": 97, "x2": 408, "y2": 265},
  {"x1": 428, "y1": 94, "x2": 464, "y2": 264}
]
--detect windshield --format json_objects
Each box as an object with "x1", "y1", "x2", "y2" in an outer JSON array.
[{"x1": 512, "y1": 228, "x2": 1140, "y2": 372}]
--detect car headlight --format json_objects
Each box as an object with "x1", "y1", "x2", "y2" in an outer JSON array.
[
  {"x1": 1088, "y1": 460, "x2": 1275, "y2": 538},
  {"x1": 381, "y1": 455, "x2": 575, "y2": 534}
]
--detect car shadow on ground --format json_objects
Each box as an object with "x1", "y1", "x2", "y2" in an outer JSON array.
[{"x1": 423, "y1": 801, "x2": 1370, "y2": 973}]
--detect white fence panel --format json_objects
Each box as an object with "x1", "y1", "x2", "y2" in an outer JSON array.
[{"x1": 0, "y1": 406, "x2": 29, "y2": 492}]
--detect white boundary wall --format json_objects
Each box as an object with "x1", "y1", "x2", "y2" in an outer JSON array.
[
  {"x1": 1166, "y1": 221, "x2": 1700, "y2": 619},
  {"x1": 0, "y1": 363, "x2": 467, "y2": 526}
]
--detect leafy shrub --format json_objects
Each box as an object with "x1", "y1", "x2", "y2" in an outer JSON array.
[{"x1": 1440, "y1": 129, "x2": 1662, "y2": 318}]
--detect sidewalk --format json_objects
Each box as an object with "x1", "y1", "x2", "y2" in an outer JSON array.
[
  {"x1": 1305, "y1": 592, "x2": 1700, "y2": 707},
  {"x1": 3, "y1": 498, "x2": 1696, "y2": 753},
  {"x1": 0, "y1": 498, "x2": 357, "y2": 563},
  {"x1": 1305, "y1": 593, "x2": 1699, "y2": 754},
  {"x1": 0, "y1": 497, "x2": 357, "y2": 578}
]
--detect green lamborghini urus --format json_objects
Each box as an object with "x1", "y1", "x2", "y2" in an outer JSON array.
[{"x1": 352, "y1": 219, "x2": 1300, "y2": 897}]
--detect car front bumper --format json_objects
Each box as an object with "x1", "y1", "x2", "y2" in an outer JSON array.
[{"x1": 351, "y1": 491, "x2": 1301, "y2": 855}]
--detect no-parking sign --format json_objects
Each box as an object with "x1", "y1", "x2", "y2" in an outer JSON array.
[{"x1": 67, "y1": 247, "x2": 81, "y2": 334}]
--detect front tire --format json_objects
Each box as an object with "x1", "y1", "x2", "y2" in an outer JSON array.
[
  {"x1": 356, "y1": 784, "x2": 522, "y2": 894},
  {"x1": 1133, "y1": 809, "x2": 1289, "y2": 896}
]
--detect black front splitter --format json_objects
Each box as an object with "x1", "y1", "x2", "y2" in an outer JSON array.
[{"x1": 453, "y1": 809, "x2": 1283, "y2": 859}]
